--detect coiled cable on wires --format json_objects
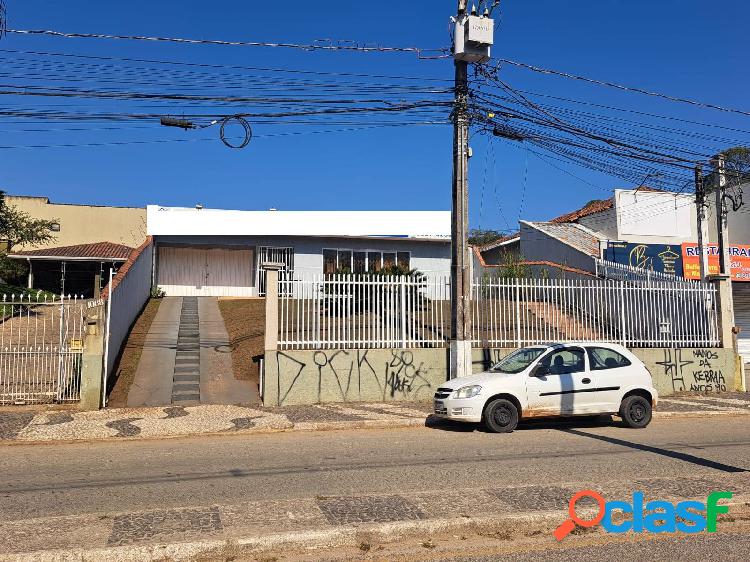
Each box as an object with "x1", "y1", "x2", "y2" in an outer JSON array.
[{"x1": 219, "y1": 115, "x2": 252, "y2": 149}]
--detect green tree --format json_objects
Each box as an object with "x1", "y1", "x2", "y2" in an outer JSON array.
[
  {"x1": 468, "y1": 228, "x2": 507, "y2": 247},
  {"x1": 0, "y1": 191, "x2": 58, "y2": 279},
  {"x1": 721, "y1": 146, "x2": 750, "y2": 186}
]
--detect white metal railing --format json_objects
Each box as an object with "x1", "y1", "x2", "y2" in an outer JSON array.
[
  {"x1": 471, "y1": 278, "x2": 719, "y2": 348},
  {"x1": 594, "y1": 258, "x2": 686, "y2": 283},
  {"x1": 0, "y1": 293, "x2": 86, "y2": 404},
  {"x1": 277, "y1": 275, "x2": 720, "y2": 350},
  {"x1": 278, "y1": 273, "x2": 450, "y2": 349}
]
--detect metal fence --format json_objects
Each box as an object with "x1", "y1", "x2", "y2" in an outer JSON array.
[
  {"x1": 594, "y1": 258, "x2": 684, "y2": 283},
  {"x1": 0, "y1": 293, "x2": 86, "y2": 404},
  {"x1": 471, "y1": 278, "x2": 719, "y2": 348},
  {"x1": 278, "y1": 274, "x2": 450, "y2": 349},
  {"x1": 277, "y1": 275, "x2": 720, "y2": 350}
]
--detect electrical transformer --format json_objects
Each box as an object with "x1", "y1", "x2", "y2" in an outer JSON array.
[{"x1": 454, "y1": 14, "x2": 494, "y2": 63}]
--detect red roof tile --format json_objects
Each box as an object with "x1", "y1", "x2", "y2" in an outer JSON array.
[
  {"x1": 552, "y1": 187, "x2": 666, "y2": 224},
  {"x1": 551, "y1": 198, "x2": 613, "y2": 224},
  {"x1": 11, "y1": 241, "x2": 134, "y2": 260}
]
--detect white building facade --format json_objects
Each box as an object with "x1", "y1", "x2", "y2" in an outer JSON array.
[{"x1": 147, "y1": 206, "x2": 451, "y2": 297}]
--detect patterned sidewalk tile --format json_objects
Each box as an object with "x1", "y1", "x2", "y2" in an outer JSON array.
[
  {"x1": 107, "y1": 506, "x2": 222, "y2": 547},
  {"x1": 317, "y1": 494, "x2": 427, "y2": 525}
]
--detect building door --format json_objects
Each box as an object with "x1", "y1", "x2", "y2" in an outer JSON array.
[
  {"x1": 735, "y1": 283, "x2": 750, "y2": 364},
  {"x1": 158, "y1": 247, "x2": 254, "y2": 297}
]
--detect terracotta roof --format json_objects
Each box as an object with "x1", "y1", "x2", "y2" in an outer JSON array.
[
  {"x1": 522, "y1": 221, "x2": 603, "y2": 257},
  {"x1": 551, "y1": 198, "x2": 613, "y2": 224},
  {"x1": 10, "y1": 241, "x2": 134, "y2": 261},
  {"x1": 519, "y1": 261, "x2": 596, "y2": 278},
  {"x1": 479, "y1": 233, "x2": 521, "y2": 252},
  {"x1": 551, "y1": 187, "x2": 665, "y2": 224},
  {"x1": 101, "y1": 237, "x2": 153, "y2": 299}
]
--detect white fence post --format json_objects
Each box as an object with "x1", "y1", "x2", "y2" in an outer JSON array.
[
  {"x1": 515, "y1": 279, "x2": 522, "y2": 348},
  {"x1": 619, "y1": 280, "x2": 627, "y2": 346},
  {"x1": 400, "y1": 276, "x2": 407, "y2": 349}
]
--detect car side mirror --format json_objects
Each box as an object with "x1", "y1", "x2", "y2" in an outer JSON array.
[{"x1": 531, "y1": 364, "x2": 549, "y2": 377}]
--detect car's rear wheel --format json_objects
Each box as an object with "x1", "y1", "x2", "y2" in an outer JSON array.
[
  {"x1": 483, "y1": 398, "x2": 519, "y2": 433},
  {"x1": 619, "y1": 395, "x2": 652, "y2": 428}
]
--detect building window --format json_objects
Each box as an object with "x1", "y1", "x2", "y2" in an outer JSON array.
[
  {"x1": 50, "y1": 223, "x2": 61, "y2": 232},
  {"x1": 383, "y1": 252, "x2": 397, "y2": 269},
  {"x1": 367, "y1": 251, "x2": 382, "y2": 272},
  {"x1": 337, "y1": 250, "x2": 353, "y2": 272},
  {"x1": 397, "y1": 252, "x2": 410, "y2": 269},
  {"x1": 353, "y1": 252, "x2": 366, "y2": 273},
  {"x1": 323, "y1": 249, "x2": 337, "y2": 274},
  {"x1": 323, "y1": 248, "x2": 410, "y2": 274}
]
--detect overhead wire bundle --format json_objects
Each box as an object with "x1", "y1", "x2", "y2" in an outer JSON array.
[{"x1": 469, "y1": 61, "x2": 750, "y2": 196}]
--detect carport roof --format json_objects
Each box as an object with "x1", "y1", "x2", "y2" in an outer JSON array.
[{"x1": 9, "y1": 241, "x2": 134, "y2": 261}]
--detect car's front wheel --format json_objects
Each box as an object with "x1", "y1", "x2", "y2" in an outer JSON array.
[
  {"x1": 483, "y1": 398, "x2": 519, "y2": 433},
  {"x1": 619, "y1": 395, "x2": 652, "y2": 428}
]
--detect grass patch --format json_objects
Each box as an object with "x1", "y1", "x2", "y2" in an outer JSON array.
[
  {"x1": 107, "y1": 298, "x2": 162, "y2": 408},
  {"x1": 218, "y1": 298, "x2": 265, "y2": 386}
]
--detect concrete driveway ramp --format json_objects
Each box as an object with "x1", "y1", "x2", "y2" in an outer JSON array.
[{"x1": 125, "y1": 297, "x2": 256, "y2": 407}]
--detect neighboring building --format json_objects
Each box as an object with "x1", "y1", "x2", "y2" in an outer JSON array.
[
  {"x1": 4, "y1": 195, "x2": 147, "y2": 297},
  {"x1": 480, "y1": 184, "x2": 749, "y2": 364},
  {"x1": 475, "y1": 234, "x2": 520, "y2": 266},
  {"x1": 9, "y1": 242, "x2": 133, "y2": 297},
  {"x1": 5, "y1": 195, "x2": 146, "y2": 250},
  {"x1": 147, "y1": 205, "x2": 451, "y2": 297}
]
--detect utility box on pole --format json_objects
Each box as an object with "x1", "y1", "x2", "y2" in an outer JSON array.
[{"x1": 454, "y1": 13, "x2": 494, "y2": 63}]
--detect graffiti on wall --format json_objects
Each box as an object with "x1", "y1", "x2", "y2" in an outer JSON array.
[
  {"x1": 656, "y1": 348, "x2": 728, "y2": 393},
  {"x1": 274, "y1": 349, "x2": 434, "y2": 406}
]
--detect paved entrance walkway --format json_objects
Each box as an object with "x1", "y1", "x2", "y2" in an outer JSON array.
[{"x1": 126, "y1": 297, "x2": 258, "y2": 407}]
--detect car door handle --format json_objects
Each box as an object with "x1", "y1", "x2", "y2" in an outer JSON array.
[{"x1": 582, "y1": 378, "x2": 591, "y2": 384}]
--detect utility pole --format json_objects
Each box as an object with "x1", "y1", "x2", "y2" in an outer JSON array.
[
  {"x1": 711, "y1": 154, "x2": 736, "y2": 350},
  {"x1": 714, "y1": 155, "x2": 732, "y2": 276},
  {"x1": 450, "y1": 1, "x2": 471, "y2": 379},
  {"x1": 695, "y1": 164, "x2": 710, "y2": 280},
  {"x1": 449, "y1": 1, "x2": 494, "y2": 378}
]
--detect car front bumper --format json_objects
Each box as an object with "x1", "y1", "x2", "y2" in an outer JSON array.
[{"x1": 433, "y1": 396, "x2": 483, "y2": 423}]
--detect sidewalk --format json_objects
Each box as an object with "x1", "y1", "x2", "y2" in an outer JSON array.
[
  {"x1": 2, "y1": 473, "x2": 749, "y2": 561},
  {"x1": 1, "y1": 393, "x2": 749, "y2": 445}
]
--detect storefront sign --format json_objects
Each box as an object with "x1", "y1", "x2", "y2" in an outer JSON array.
[
  {"x1": 605, "y1": 242, "x2": 684, "y2": 277},
  {"x1": 682, "y1": 243, "x2": 750, "y2": 282}
]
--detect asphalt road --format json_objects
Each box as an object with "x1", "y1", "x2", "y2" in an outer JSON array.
[{"x1": 1, "y1": 416, "x2": 748, "y2": 522}]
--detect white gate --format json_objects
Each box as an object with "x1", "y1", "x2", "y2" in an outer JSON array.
[
  {"x1": 257, "y1": 247, "x2": 294, "y2": 296},
  {"x1": 0, "y1": 294, "x2": 86, "y2": 405}
]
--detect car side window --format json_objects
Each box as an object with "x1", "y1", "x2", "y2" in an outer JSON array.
[
  {"x1": 539, "y1": 348, "x2": 586, "y2": 375},
  {"x1": 587, "y1": 347, "x2": 632, "y2": 371}
]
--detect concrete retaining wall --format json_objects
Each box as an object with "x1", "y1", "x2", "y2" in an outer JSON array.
[
  {"x1": 263, "y1": 349, "x2": 448, "y2": 406},
  {"x1": 630, "y1": 347, "x2": 743, "y2": 396},
  {"x1": 472, "y1": 347, "x2": 743, "y2": 397},
  {"x1": 265, "y1": 346, "x2": 743, "y2": 406}
]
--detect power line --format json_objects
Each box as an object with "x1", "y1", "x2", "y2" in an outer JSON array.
[
  {"x1": 5, "y1": 29, "x2": 449, "y2": 58},
  {"x1": 0, "y1": 123, "x2": 439, "y2": 149},
  {"x1": 0, "y1": 48, "x2": 453, "y2": 82},
  {"x1": 494, "y1": 57, "x2": 750, "y2": 118}
]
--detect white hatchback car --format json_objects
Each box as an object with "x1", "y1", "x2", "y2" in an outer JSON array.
[{"x1": 434, "y1": 343, "x2": 658, "y2": 433}]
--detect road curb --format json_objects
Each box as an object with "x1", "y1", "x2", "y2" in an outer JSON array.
[
  {"x1": 1, "y1": 407, "x2": 748, "y2": 447},
  {"x1": 0, "y1": 512, "x2": 566, "y2": 562},
  {"x1": 6, "y1": 498, "x2": 750, "y2": 562}
]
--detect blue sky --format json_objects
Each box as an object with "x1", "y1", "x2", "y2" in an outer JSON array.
[{"x1": 1, "y1": 1, "x2": 748, "y2": 233}]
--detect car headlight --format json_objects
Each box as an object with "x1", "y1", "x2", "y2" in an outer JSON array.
[{"x1": 453, "y1": 385, "x2": 482, "y2": 399}]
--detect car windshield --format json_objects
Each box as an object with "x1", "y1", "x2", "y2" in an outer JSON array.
[{"x1": 490, "y1": 347, "x2": 547, "y2": 374}]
